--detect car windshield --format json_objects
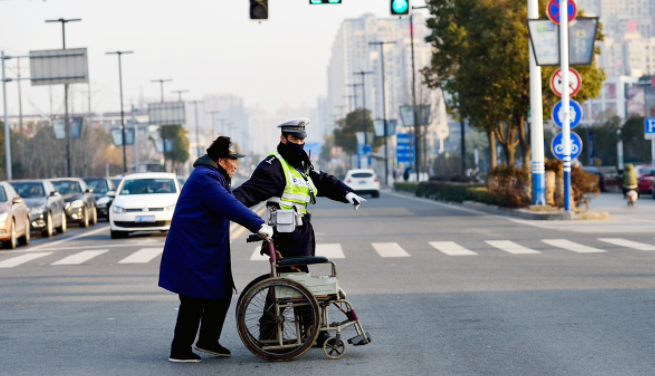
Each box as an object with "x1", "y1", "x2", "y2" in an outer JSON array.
[
  {"x1": 84, "y1": 179, "x2": 109, "y2": 193},
  {"x1": 639, "y1": 168, "x2": 655, "y2": 176},
  {"x1": 119, "y1": 179, "x2": 177, "y2": 195},
  {"x1": 11, "y1": 182, "x2": 45, "y2": 198},
  {"x1": 352, "y1": 172, "x2": 373, "y2": 178},
  {"x1": 0, "y1": 187, "x2": 7, "y2": 202},
  {"x1": 111, "y1": 179, "x2": 122, "y2": 188},
  {"x1": 52, "y1": 181, "x2": 82, "y2": 194}
]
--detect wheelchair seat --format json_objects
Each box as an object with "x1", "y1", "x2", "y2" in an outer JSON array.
[{"x1": 277, "y1": 256, "x2": 329, "y2": 266}]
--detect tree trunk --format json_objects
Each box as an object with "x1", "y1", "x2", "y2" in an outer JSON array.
[
  {"x1": 487, "y1": 129, "x2": 497, "y2": 169},
  {"x1": 517, "y1": 114, "x2": 531, "y2": 173}
]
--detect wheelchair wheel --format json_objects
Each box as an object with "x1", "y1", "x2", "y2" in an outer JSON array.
[
  {"x1": 323, "y1": 337, "x2": 346, "y2": 360},
  {"x1": 236, "y1": 277, "x2": 321, "y2": 362},
  {"x1": 236, "y1": 273, "x2": 270, "y2": 321}
]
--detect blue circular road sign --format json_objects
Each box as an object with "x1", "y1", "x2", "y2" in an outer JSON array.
[
  {"x1": 552, "y1": 99, "x2": 583, "y2": 129},
  {"x1": 551, "y1": 131, "x2": 583, "y2": 161}
]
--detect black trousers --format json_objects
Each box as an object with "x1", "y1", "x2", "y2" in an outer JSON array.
[{"x1": 170, "y1": 294, "x2": 232, "y2": 354}]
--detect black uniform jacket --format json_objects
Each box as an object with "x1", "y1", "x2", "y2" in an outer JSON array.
[{"x1": 233, "y1": 142, "x2": 352, "y2": 258}]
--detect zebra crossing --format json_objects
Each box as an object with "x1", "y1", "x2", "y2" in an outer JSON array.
[{"x1": 2, "y1": 237, "x2": 655, "y2": 268}]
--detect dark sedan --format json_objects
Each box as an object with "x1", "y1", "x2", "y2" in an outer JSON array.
[
  {"x1": 9, "y1": 180, "x2": 67, "y2": 237},
  {"x1": 83, "y1": 177, "x2": 116, "y2": 220},
  {"x1": 49, "y1": 178, "x2": 98, "y2": 228}
]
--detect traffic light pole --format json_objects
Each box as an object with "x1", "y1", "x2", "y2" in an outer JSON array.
[
  {"x1": 106, "y1": 51, "x2": 133, "y2": 173},
  {"x1": 410, "y1": 6, "x2": 427, "y2": 181},
  {"x1": 369, "y1": 41, "x2": 395, "y2": 185}
]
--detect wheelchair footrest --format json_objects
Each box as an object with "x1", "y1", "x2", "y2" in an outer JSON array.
[{"x1": 347, "y1": 332, "x2": 372, "y2": 346}]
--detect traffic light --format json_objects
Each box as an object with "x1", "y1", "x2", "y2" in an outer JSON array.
[
  {"x1": 309, "y1": 0, "x2": 342, "y2": 4},
  {"x1": 250, "y1": 0, "x2": 268, "y2": 20},
  {"x1": 390, "y1": 0, "x2": 410, "y2": 15}
]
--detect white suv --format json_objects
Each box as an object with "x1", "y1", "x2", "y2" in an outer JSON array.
[
  {"x1": 344, "y1": 169, "x2": 380, "y2": 198},
  {"x1": 108, "y1": 173, "x2": 180, "y2": 239}
]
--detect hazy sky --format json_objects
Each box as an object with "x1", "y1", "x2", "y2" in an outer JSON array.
[{"x1": 0, "y1": 0, "x2": 428, "y2": 117}]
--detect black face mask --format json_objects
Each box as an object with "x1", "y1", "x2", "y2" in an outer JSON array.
[{"x1": 286, "y1": 139, "x2": 305, "y2": 156}]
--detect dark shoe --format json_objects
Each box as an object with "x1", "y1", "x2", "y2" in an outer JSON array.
[
  {"x1": 169, "y1": 351, "x2": 201, "y2": 363},
  {"x1": 194, "y1": 342, "x2": 231, "y2": 357},
  {"x1": 313, "y1": 331, "x2": 329, "y2": 348}
]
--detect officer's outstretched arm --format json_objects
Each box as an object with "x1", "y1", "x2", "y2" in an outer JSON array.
[{"x1": 233, "y1": 158, "x2": 285, "y2": 207}]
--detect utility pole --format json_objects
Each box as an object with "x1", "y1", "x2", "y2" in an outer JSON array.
[
  {"x1": 131, "y1": 104, "x2": 139, "y2": 172},
  {"x1": 410, "y1": 6, "x2": 427, "y2": 181},
  {"x1": 460, "y1": 121, "x2": 466, "y2": 175},
  {"x1": 171, "y1": 90, "x2": 188, "y2": 102},
  {"x1": 190, "y1": 100, "x2": 202, "y2": 159},
  {"x1": 1, "y1": 51, "x2": 11, "y2": 180},
  {"x1": 46, "y1": 18, "x2": 81, "y2": 177},
  {"x1": 106, "y1": 50, "x2": 133, "y2": 173},
  {"x1": 346, "y1": 84, "x2": 361, "y2": 111},
  {"x1": 151, "y1": 79, "x2": 172, "y2": 102},
  {"x1": 369, "y1": 40, "x2": 396, "y2": 185},
  {"x1": 16, "y1": 58, "x2": 24, "y2": 163},
  {"x1": 353, "y1": 71, "x2": 374, "y2": 169},
  {"x1": 343, "y1": 95, "x2": 356, "y2": 112}
]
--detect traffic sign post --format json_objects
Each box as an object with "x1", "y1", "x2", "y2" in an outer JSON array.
[
  {"x1": 552, "y1": 99, "x2": 583, "y2": 129},
  {"x1": 528, "y1": 0, "x2": 547, "y2": 206},
  {"x1": 550, "y1": 68, "x2": 581, "y2": 97},
  {"x1": 645, "y1": 117, "x2": 655, "y2": 164},
  {"x1": 547, "y1": 0, "x2": 577, "y2": 25},
  {"x1": 559, "y1": 0, "x2": 573, "y2": 212},
  {"x1": 551, "y1": 131, "x2": 583, "y2": 161}
]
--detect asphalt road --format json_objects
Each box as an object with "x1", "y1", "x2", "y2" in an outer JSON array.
[{"x1": 2, "y1": 191, "x2": 655, "y2": 375}]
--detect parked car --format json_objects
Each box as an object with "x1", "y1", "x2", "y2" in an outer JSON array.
[
  {"x1": 49, "y1": 178, "x2": 98, "y2": 228},
  {"x1": 343, "y1": 169, "x2": 380, "y2": 198},
  {"x1": 177, "y1": 175, "x2": 186, "y2": 187},
  {"x1": 636, "y1": 165, "x2": 655, "y2": 195},
  {"x1": 110, "y1": 176, "x2": 123, "y2": 191},
  {"x1": 83, "y1": 177, "x2": 116, "y2": 220},
  {"x1": 9, "y1": 180, "x2": 66, "y2": 237},
  {"x1": 0, "y1": 182, "x2": 31, "y2": 249},
  {"x1": 108, "y1": 172, "x2": 181, "y2": 239}
]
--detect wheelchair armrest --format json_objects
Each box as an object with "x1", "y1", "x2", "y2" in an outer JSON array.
[{"x1": 277, "y1": 256, "x2": 329, "y2": 267}]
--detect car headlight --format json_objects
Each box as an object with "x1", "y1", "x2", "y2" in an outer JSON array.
[
  {"x1": 0, "y1": 213, "x2": 8, "y2": 222},
  {"x1": 96, "y1": 197, "x2": 110, "y2": 208},
  {"x1": 112, "y1": 205, "x2": 126, "y2": 213},
  {"x1": 30, "y1": 206, "x2": 46, "y2": 215},
  {"x1": 68, "y1": 200, "x2": 84, "y2": 209},
  {"x1": 165, "y1": 204, "x2": 176, "y2": 212}
]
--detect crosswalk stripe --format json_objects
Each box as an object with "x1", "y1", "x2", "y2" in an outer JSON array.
[
  {"x1": 51, "y1": 250, "x2": 109, "y2": 266},
  {"x1": 485, "y1": 240, "x2": 541, "y2": 255},
  {"x1": 0, "y1": 252, "x2": 52, "y2": 268},
  {"x1": 118, "y1": 248, "x2": 164, "y2": 264},
  {"x1": 598, "y1": 238, "x2": 655, "y2": 251},
  {"x1": 250, "y1": 246, "x2": 269, "y2": 261},
  {"x1": 316, "y1": 244, "x2": 345, "y2": 259},
  {"x1": 429, "y1": 241, "x2": 477, "y2": 256},
  {"x1": 372, "y1": 242, "x2": 411, "y2": 257},
  {"x1": 542, "y1": 239, "x2": 606, "y2": 253}
]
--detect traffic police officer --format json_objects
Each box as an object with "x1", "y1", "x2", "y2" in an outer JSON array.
[
  {"x1": 159, "y1": 136, "x2": 273, "y2": 363},
  {"x1": 233, "y1": 118, "x2": 366, "y2": 263}
]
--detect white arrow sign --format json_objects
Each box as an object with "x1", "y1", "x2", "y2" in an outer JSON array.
[{"x1": 550, "y1": 68, "x2": 581, "y2": 97}]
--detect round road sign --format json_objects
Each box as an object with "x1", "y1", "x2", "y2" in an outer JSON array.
[
  {"x1": 550, "y1": 68, "x2": 582, "y2": 97},
  {"x1": 547, "y1": 0, "x2": 577, "y2": 25},
  {"x1": 551, "y1": 131, "x2": 583, "y2": 161},
  {"x1": 552, "y1": 99, "x2": 583, "y2": 129}
]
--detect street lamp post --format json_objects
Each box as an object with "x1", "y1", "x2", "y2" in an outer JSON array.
[
  {"x1": 171, "y1": 90, "x2": 188, "y2": 102},
  {"x1": 369, "y1": 40, "x2": 396, "y2": 185},
  {"x1": 106, "y1": 51, "x2": 133, "y2": 173},
  {"x1": 343, "y1": 95, "x2": 356, "y2": 112},
  {"x1": 353, "y1": 71, "x2": 374, "y2": 169},
  {"x1": 208, "y1": 111, "x2": 221, "y2": 141},
  {"x1": 151, "y1": 79, "x2": 172, "y2": 102},
  {"x1": 409, "y1": 6, "x2": 427, "y2": 181},
  {"x1": 46, "y1": 18, "x2": 81, "y2": 177},
  {"x1": 190, "y1": 100, "x2": 202, "y2": 159}
]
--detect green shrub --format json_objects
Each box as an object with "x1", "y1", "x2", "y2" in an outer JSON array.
[
  {"x1": 466, "y1": 187, "x2": 496, "y2": 205},
  {"x1": 393, "y1": 182, "x2": 420, "y2": 193},
  {"x1": 486, "y1": 165, "x2": 530, "y2": 208},
  {"x1": 416, "y1": 181, "x2": 484, "y2": 203}
]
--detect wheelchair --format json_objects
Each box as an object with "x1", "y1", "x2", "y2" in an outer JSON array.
[{"x1": 235, "y1": 234, "x2": 372, "y2": 362}]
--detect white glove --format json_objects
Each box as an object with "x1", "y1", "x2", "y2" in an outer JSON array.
[
  {"x1": 345, "y1": 192, "x2": 366, "y2": 210},
  {"x1": 258, "y1": 224, "x2": 274, "y2": 240}
]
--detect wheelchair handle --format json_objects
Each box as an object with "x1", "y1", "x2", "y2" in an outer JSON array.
[{"x1": 246, "y1": 235, "x2": 264, "y2": 243}]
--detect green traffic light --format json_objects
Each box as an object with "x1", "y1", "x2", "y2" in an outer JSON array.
[{"x1": 392, "y1": 0, "x2": 409, "y2": 13}]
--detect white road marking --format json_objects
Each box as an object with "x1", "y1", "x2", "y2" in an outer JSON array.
[
  {"x1": 18, "y1": 225, "x2": 110, "y2": 253},
  {"x1": 250, "y1": 246, "x2": 269, "y2": 261},
  {"x1": 429, "y1": 241, "x2": 477, "y2": 256},
  {"x1": 118, "y1": 248, "x2": 164, "y2": 264},
  {"x1": 0, "y1": 252, "x2": 52, "y2": 268},
  {"x1": 372, "y1": 242, "x2": 411, "y2": 258},
  {"x1": 598, "y1": 238, "x2": 655, "y2": 251},
  {"x1": 51, "y1": 250, "x2": 109, "y2": 265},
  {"x1": 541, "y1": 239, "x2": 606, "y2": 253},
  {"x1": 485, "y1": 240, "x2": 541, "y2": 255},
  {"x1": 316, "y1": 244, "x2": 345, "y2": 259}
]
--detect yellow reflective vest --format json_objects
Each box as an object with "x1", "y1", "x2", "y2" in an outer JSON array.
[{"x1": 268, "y1": 152, "x2": 317, "y2": 213}]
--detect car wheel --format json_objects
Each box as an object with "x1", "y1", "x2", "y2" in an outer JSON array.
[
  {"x1": 41, "y1": 213, "x2": 54, "y2": 238},
  {"x1": 80, "y1": 207, "x2": 89, "y2": 228},
  {"x1": 57, "y1": 212, "x2": 67, "y2": 234},
  {"x1": 372, "y1": 191, "x2": 380, "y2": 198},
  {"x1": 110, "y1": 230, "x2": 127, "y2": 239},
  {"x1": 90, "y1": 206, "x2": 98, "y2": 225},
  {"x1": 4, "y1": 220, "x2": 17, "y2": 249},
  {"x1": 18, "y1": 217, "x2": 30, "y2": 246}
]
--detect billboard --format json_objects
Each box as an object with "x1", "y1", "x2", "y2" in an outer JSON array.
[
  {"x1": 29, "y1": 48, "x2": 89, "y2": 86},
  {"x1": 148, "y1": 102, "x2": 186, "y2": 125}
]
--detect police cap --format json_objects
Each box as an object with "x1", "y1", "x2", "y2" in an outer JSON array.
[{"x1": 277, "y1": 118, "x2": 309, "y2": 138}]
